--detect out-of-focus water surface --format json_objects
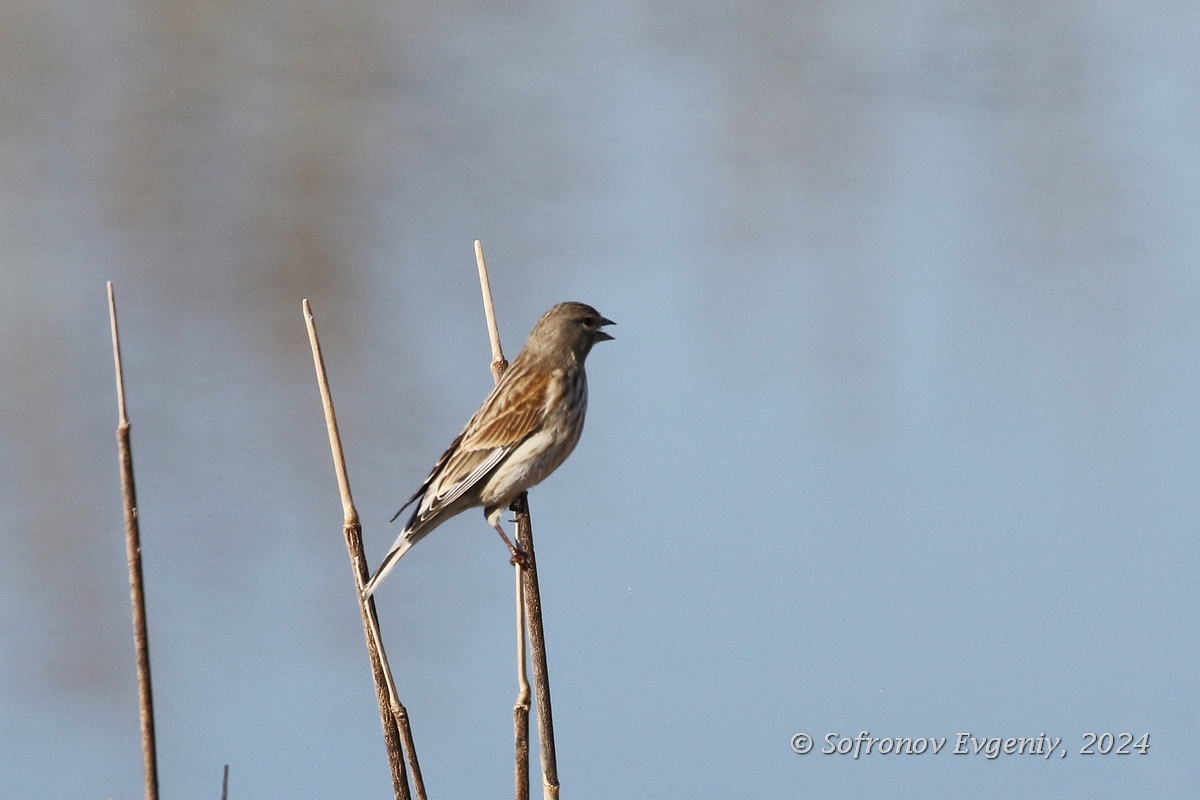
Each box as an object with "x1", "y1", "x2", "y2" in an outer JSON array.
[{"x1": 2, "y1": 2, "x2": 1197, "y2": 797}]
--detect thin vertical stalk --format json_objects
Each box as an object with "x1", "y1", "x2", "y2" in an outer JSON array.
[
  {"x1": 476, "y1": 242, "x2": 531, "y2": 800},
  {"x1": 107, "y1": 282, "x2": 159, "y2": 800},
  {"x1": 473, "y1": 243, "x2": 560, "y2": 800},
  {"x1": 513, "y1": 495, "x2": 558, "y2": 799},
  {"x1": 475, "y1": 240, "x2": 509, "y2": 381},
  {"x1": 476, "y1": 243, "x2": 530, "y2": 799},
  {"x1": 513, "y1": 564, "x2": 531, "y2": 800},
  {"x1": 303, "y1": 299, "x2": 424, "y2": 800}
]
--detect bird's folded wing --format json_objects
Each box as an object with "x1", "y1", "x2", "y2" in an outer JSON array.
[
  {"x1": 389, "y1": 431, "x2": 465, "y2": 523},
  {"x1": 460, "y1": 368, "x2": 552, "y2": 451},
  {"x1": 415, "y1": 368, "x2": 553, "y2": 519}
]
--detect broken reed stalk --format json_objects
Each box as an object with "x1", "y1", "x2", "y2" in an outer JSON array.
[
  {"x1": 473, "y1": 242, "x2": 559, "y2": 800},
  {"x1": 476, "y1": 243, "x2": 530, "y2": 799},
  {"x1": 512, "y1": 495, "x2": 557, "y2": 799},
  {"x1": 303, "y1": 300, "x2": 425, "y2": 800},
  {"x1": 475, "y1": 240, "x2": 509, "y2": 383},
  {"x1": 107, "y1": 282, "x2": 160, "y2": 800},
  {"x1": 513, "y1": 561, "x2": 531, "y2": 800},
  {"x1": 221, "y1": 765, "x2": 230, "y2": 800},
  {"x1": 477, "y1": 242, "x2": 532, "y2": 800},
  {"x1": 476, "y1": 242, "x2": 531, "y2": 799}
]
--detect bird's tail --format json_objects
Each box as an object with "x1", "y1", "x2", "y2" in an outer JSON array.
[{"x1": 361, "y1": 534, "x2": 415, "y2": 599}]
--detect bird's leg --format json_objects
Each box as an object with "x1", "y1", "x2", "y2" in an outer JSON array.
[{"x1": 492, "y1": 521, "x2": 530, "y2": 568}]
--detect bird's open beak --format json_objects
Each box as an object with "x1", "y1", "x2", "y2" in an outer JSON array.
[{"x1": 596, "y1": 317, "x2": 616, "y2": 341}]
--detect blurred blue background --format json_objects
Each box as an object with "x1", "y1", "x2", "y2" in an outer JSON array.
[{"x1": 1, "y1": 1, "x2": 1197, "y2": 797}]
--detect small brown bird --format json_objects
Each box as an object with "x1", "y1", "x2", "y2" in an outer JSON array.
[{"x1": 362, "y1": 302, "x2": 614, "y2": 597}]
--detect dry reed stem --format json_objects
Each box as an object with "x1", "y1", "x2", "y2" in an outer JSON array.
[
  {"x1": 513, "y1": 495, "x2": 558, "y2": 799},
  {"x1": 475, "y1": 240, "x2": 509, "y2": 381},
  {"x1": 514, "y1": 563, "x2": 531, "y2": 800},
  {"x1": 475, "y1": 243, "x2": 530, "y2": 800},
  {"x1": 107, "y1": 282, "x2": 160, "y2": 800},
  {"x1": 473, "y1": 243, "x2": 559, "y2": 800},
  {"x1": 303, "y1": 299, "x2": 424, "y2": 800}
]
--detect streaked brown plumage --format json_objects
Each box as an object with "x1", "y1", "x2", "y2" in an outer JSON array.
[{"x1": 362, "y1": 302, "x2": 614, "y2": 597}]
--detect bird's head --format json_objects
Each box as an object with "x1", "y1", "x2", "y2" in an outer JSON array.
[{"x1": 526, "y1": 301, "x2": 615, "y2": 363}]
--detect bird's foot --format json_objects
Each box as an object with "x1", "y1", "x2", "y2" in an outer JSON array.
[
  {"x1": 492, "y1": 522, "x2": 529, "y2": 568},
  {"x1": 508, "y1": 546, "x2": 531, "y2": 570}
]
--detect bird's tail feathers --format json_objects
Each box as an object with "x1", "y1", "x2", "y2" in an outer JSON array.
[
  {"x1": 388, "y1": 489, "x2": 424, "y2": 524},
  {"x1": 361, "y1": 535, "x2": 415, "y2": 599}
]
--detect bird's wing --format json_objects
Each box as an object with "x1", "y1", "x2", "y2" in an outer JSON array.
[
  {"x1": 388, "y1": 430, "x2": 465, "y2": 523},
  {"x1": 409, "y1": 367, "x2": 553, "y2": 524},
  {"x1": 458, "y1": 367, "x2": 552, "y2": 451}
]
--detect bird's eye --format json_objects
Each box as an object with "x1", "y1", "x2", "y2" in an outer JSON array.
[{"x1": 582, "y1": 316, "x2": 598, "y2": 327}]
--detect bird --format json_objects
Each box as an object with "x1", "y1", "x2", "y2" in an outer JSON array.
[{"x1": 362, "y1": 301, "x2": 614, "y2": 598}]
